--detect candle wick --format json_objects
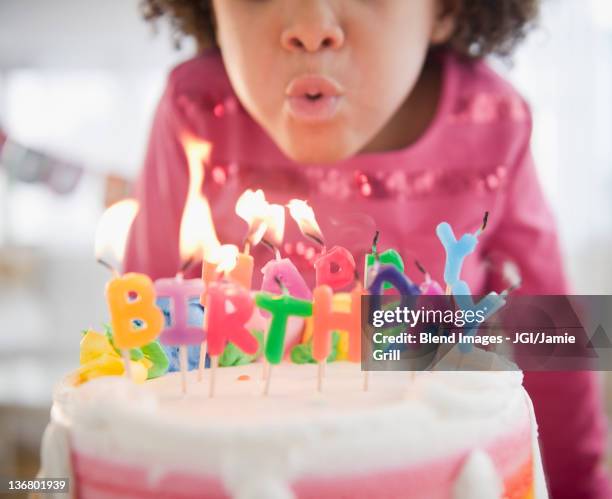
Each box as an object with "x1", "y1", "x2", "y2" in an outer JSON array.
[
  {"x1": 306, "y1": 232, "x2": 325, "y2": 248},
  {"x1": 179, "y1": 256, "x2": 195, "y2": 275},
  {"x1": 501, "y1": 279, "x2": 521, "y2": 297},
  {"x1": 97, "y1": 258, "x2": 119, "y2": 277},
  {"x1": 372, "y1": 230, "x2": 380, "y2": 259},
  {"x1": 261, "y1": 238, "x2": 276, "y2": 255},
  {"x1": 414, "y1": 259, "x2": 426, "y2": 275},
  {"x1": 480, "y1": 211, "x2": 490, "y2": 233},
  {"x1": 274, "y1": 275, "x2": 289, "y2": 295}
]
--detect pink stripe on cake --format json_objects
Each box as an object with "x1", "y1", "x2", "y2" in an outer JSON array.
[{"x1": 70, "y1": 420, "x2": 532, "y2": 499}]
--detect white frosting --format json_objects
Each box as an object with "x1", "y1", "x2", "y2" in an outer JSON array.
[
  {"x1": 453, "y1": 450, "x2": 502, "y2": 499},
  {"x1": 38, "y1": 417, "x2": 74, "y2": 499},
  {"x1": 41, "y1": 362, "x2": 544, "y2": 496},
  {"x1": 527, "y1": 392, "x2": 550, "y2": 498}
]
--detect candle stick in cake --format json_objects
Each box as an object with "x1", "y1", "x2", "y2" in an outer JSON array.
[
  {"x1": 95, "y1": 200, "x2": 164, "y2": 380},
  {"x1": 155, "y1": 170, "x2": 215, "y2": 393},
  {"x1": 198, "y1": 244, "x2": 239, "y2": 381},
  {"x1": 366, "y1": 242, "x2": 420, "y2": 390},
  {"x1": 256, "y1": 277, "x2": 313, "y2": 396},
  {"x1": 229, "y1": 189, "x2": 270, "y2": 289},
  {"x1": 155, "y1": 276, "x2": 204, "y2": 394},
  {"x1": 312, "y1": 278, "x2": 363, "y2": 391},
  {"x1": 436, "y1": 212, "x2": 489, "y2": 294},
  {"x1": 204, "y1": 270, "x2": 258, "y2": 397}
]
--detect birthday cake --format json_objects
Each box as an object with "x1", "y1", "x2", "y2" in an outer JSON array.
[
  {"x1": 39, "y1": 358, "x2": 546, "y2": 499},
  {"x1": 39, "y1": 193, "x2": 549, "y2": 498}
]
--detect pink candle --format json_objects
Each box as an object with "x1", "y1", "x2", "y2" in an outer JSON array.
[
  {"x1": 415, "y1": 260, "x2": 444, "y2": 295},
  {"x1": 313, "y1": 246, "x2": 356, "y2": 290},
  {"x1": 261, "y1": 258, "x2": 312, "y2": 300},
  {"x1": 260, "y1": 258, "x2": 311, "y2": 352},
  {"x1": 420, "y1": 278, "x2": 444, "y2": 295},
  {"x1": 204, "y1": 280, "x2": 258, "y2": 356},
  {"x1": 155, "y1": 277, "x2": 205, "y2": 345}
]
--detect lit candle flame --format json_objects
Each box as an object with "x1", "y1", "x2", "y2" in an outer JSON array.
[
  {"x1": 179, "y1": 134, "x2": 220, "y2": 263},
  {"x1": 94, "y1": 199, "x2": 139, "y2": 272},
  {"x1": 235, "y1": 189, "x2": 268, "y2": 248},
  {"x1": 235, "y1": 189, "x2": 285, "y2": 250},
  {"x1": 211, "y1": 244, "x2": 239, "y2": 274},
  {"x1": 287, "y1": 199, "x2": 324, "y2": 247},
  {"x1": 264, "y1": 203, "x2": 285, "y2": 248}
]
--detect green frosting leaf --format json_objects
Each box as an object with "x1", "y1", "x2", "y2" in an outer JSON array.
[
  {"x1": 141, "y1": 341, "x2": 170, "y2": 379},
  {"x1": 219, "y1": 330, "x2": 264, "y2": 367},
  {"x1": 101, "y1": 323, "x2": 168, "y2": 378},
  {"x1": 290, "y1": 331, "x2": 340, "y2": 364},
  {"x1": 103, "y1": 324, "x2": 143, "y2": 361}
]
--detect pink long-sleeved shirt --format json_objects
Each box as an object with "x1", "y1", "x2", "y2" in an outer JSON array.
[{"x1": 125, "y1": 49, "x2": 610, "y2": 499}]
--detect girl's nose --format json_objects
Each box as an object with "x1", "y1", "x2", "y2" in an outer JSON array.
[{"x1": 280, "y1": 5, "x2": 345, "y2": 53}]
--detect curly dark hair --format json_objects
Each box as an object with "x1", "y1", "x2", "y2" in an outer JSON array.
[{"x1": 141, "y1": 0, "x2": 538, "y2": 58}]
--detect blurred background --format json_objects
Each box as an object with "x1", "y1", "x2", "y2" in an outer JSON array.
[{"x1": 0, "y1": 0, "x2": 611, "y2": 484}]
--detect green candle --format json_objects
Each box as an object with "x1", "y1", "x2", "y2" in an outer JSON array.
[
  {"x1": 364, "y1": 231, "x2": 404, "y2": 290},
  {"x1": 255, "y1": 292, "x2": 313, "y2": 364},
  {"x1": 365, "y1": 249, "x2": 404, "y2": 289}
]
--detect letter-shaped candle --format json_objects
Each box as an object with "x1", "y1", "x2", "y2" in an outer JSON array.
[
  {"x1": 436, "y1": 215, "x2": 488, "y2": 289},
  {"x1": 255, "y1": 293, "x2": 313, "y2": 364},
  {"x1": 313, "y1": 246, "x2": 356, "y2": 290},
  {"x1": 155, "y1": 277, "x2": 205, "y2": 345},
  {"x1": 205, "y1": 281, "x2": 258, "y2": 356},
  {"x1": 368, "y1": 265, "x2": 420, "y2": 326},
  {"x1": 452, "y1": 280, "x2": 506, "y2": 353},
  {"x1": 106, "y1": 273, "x2": 164, "y2": 350},
  {"x1": 363, "y1": 231, "x2": 404, "y2": 290},
  {"x1": 312, "y1": 284, "x2": 363, "y2": 362},
  {"x1": 261, "y1": 258, "x2": 312, "y2": 300}
]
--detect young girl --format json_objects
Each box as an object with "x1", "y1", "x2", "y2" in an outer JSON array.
[{"x1": 128, "y1": 1, "x2": 610, "y2": 497}]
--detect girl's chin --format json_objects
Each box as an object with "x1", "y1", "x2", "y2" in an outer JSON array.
[{"x1": 278, "y1": 135, "x2": 361, "y2": 165}]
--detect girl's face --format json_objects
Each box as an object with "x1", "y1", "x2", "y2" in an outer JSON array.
[{"x1": 212, "y1": 0, "x2": 453, "y2": 163}]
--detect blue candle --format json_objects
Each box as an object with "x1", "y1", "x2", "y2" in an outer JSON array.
[
  {"x1": 156, "y1": 296, "x2": 206, "y2": 371},
  {"x1": 368, "y1": 264, "x2": 420, "y2": 322},
  {"x1": 436, "y1": 222, "x2": 478, "y2": 289},
  {"x1": 452, "y1": 280, "x2": 506, "y2": 353}
]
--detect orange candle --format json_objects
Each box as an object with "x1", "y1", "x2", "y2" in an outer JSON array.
[
  {"x1": 106, "y1": 273, "x2": 164, "y2": 350},
  {"x1": 228, "y1": 252, "x2": 254, "y2": 289}
]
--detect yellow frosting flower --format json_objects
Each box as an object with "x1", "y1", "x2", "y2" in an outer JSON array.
[{"x1": 76, "y1": 330, "x2": 148, "y2": 384}]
